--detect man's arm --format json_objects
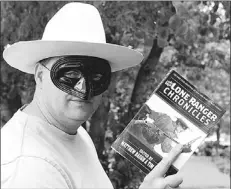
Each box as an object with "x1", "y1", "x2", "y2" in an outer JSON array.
[{"x1": 2, "y1": 156, "x2": 70, "y2": 189}]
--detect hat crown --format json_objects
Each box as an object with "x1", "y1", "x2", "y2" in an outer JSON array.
[{"x1": 42, "y1": 3, "x2": 106, "y2": 43}]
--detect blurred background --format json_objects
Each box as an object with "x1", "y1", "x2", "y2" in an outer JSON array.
[{"x1": 1, "y1": 1, "x2": 230, "y2": 188}]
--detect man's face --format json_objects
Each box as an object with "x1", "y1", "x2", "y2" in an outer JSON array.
[{"x1": 38, "y1": 57, "x2": 106, "y2": 123}]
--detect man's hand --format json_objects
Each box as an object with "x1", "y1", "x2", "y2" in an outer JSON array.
[{"x1": 139, "y1": 144, "x2": 183, "y2": 189}]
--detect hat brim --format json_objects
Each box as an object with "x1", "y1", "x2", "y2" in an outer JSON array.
[{"x1": 3, "y1": 40, "x2": 143, "y2": 74}]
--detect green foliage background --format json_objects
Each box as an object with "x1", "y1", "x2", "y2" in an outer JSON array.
[{"x1": 1, "y1": 1, "x2": 230, "y2": 188}]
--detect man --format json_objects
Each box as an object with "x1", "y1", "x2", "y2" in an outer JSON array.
[{"x1": 1, "y1": 2, "x2": 183, "y2": 189}]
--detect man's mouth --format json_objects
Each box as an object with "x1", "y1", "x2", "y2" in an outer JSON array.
[{"x1": 71, "y1": 99, "x2": 92, "y2": 104}]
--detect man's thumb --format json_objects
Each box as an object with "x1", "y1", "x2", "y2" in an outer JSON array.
[{"x1": 164, "y1": 174, "x2": 183, "y2": 188}]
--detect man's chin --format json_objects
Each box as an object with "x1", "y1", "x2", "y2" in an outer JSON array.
[
  {"x1": 67, "y1": 109, "x2": 94, "y2": 121},
  {"x1": 67, "y1": 99, "x2": 98, "y2": 120}
]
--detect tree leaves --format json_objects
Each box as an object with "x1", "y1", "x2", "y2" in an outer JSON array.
[
  {"x1": 175, "y1": 20, "x2": 188, "y2": 37},
  {"x1": 157, "y1": 26, "x2": 169, "y2": 48},
  {"x1": 183, "y1": 26, "x2": 197, "y2": 44},
  {"x1": 172, "y1": 1, "x2": 190, "y2": 18},
  {"x1": 157, "y1": 37, "x2": 168, "y2": 48},
  {"x1": 169, "y1": 2, "x2": 200, "y2": 45},
  {"x1": 169, "y1": 14, "x2": 182, "y2": 31}
]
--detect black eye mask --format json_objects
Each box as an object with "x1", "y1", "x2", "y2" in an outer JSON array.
[{"x1": 48, "y1": 56, "x2": 111, "y2": 100}]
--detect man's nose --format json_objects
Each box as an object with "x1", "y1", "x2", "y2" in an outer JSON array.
[{"x1": 74, "y1": 77, "x2": 86, "y2": 92}]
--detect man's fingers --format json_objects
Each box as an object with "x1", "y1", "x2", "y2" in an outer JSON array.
[
  {"x1": 164, "y1": 174, "x2": 183, "y2": 188},
  {"x1": 148, "y1": 144, "x2": 183, "y2": 178}
]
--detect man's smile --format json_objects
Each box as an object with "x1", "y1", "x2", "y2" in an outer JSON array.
[{"x1": 70, "y1": 98, "x2": 93, "y2": 104}]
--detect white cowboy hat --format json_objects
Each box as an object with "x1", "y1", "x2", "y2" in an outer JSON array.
[{"x1": 3, "y1": 2, "x2": 143, "y2": 74}]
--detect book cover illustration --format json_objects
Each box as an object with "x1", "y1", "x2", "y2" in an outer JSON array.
[{"x1": 111, "y1": 70, "x2": 226, "y2": 175}]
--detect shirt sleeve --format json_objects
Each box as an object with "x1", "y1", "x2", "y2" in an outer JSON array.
[{"x1": 2, "y1": 156, "x2": 71, "y2": 189}]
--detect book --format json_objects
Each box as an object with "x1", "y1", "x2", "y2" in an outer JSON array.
[{"x1": 111, "y1": 70, "x2": 226, "y2": 176}]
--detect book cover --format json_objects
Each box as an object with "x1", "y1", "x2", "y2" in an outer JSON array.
[{"x1": 111, "y1": 70, "x2": 226, "y2": 176}]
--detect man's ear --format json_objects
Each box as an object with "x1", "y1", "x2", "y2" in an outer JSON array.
[{"x1": 34, "y1": 63, "x2": 44, "y2": 88}]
